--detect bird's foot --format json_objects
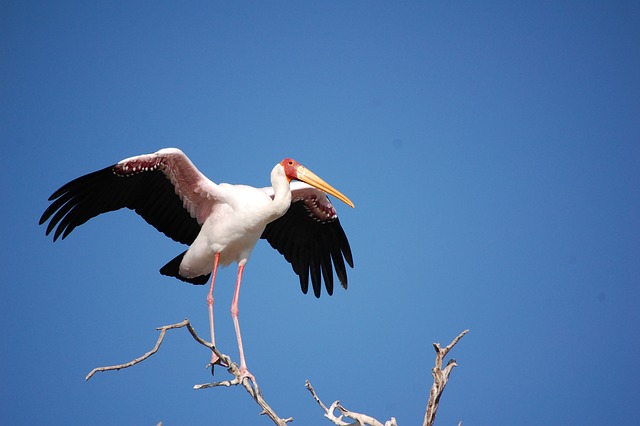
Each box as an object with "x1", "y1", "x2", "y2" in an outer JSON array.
[
  {"x1": 207, "y1": 353, "x2": 228, "y2": 376},
  {"x1": 238, "y1": 366, "x2": 256, "y2": 383},
  {"x1": 238, "y1": 366, "x2": 261, "y2": 396}
]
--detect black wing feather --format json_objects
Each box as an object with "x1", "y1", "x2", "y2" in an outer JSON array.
[
  {"x1": 261, "y1": 199, "x2": 354, "y2": 298},
  {"x1": 40, "y1": 165, "x2": 201, "y2": 245},
  {"x1": 160, "y1": 250, "x2": 211, "y2": 284}
]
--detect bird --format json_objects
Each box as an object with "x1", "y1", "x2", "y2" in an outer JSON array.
[{"x1": 39, "y1": 147, "x2": 354, "y2": 377}]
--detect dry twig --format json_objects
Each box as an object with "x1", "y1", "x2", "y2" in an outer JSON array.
[
  {"x1": 305, "y1": 380, "x2": 397, "y2": 426},
  {"x1": 84, "y1": 319, "x2": 467, "y2": 426},
  {"x1": 85, "y1": 319, "x2": 291, "y2": 425},
  {"x1": 195, "y1": 368, "x2": 293, "y2": 425},
  {"x1": 306, "y1": 330, "x2": 469, "y2": 426},
  {"x1": 85, "y1": 319, "x2": 195, "y2": 380},
  {"x1": 423, "y1": 329, "x2": 469, "y2": 426}
]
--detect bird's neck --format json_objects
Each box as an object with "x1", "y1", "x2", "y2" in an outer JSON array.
[{"x1": 270, "y1": 164, "x2": 293, "y2": 219}]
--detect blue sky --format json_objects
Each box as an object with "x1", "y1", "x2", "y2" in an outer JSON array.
[{"x1": 2, "y1": 1, "x2": 639, "y2": 425}]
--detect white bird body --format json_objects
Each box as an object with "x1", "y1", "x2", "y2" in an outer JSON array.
[
  {"x1": 40, "y1": 147, "x2": 354, "y2": 375},
  {"x1": 182, "y1": 175, "x2": 291, "y2": 274}
]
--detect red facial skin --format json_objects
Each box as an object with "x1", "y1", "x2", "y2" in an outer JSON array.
[{"x1": 281, "y1": 158, "x2": 301, "y2": 181}]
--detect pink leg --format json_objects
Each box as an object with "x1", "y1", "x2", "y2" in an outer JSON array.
[
  {"x1": 207, "y1": 253, "x2": 221, "y2": 367},
  {"x1": 231, "y1": 264, "x2": 253, "y2": 378}
]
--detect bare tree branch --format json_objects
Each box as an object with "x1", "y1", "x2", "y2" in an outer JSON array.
[
  {"x1": 423, "y1": 329, "x2": 469, "y2": 426},
  {"x1": 306, "y1": 330, "x2": 469, "y2": 426},
  {"x1": 84, "y1": 320, "x2": 468, "y2": 426},
  {"x1": 305, "y1": 380, "x2": 397, "y2": 426},
  {"x1": 85, "y1": 319, "x2": 198, "y2": 380},
  {"x1": 195, "y1": 370, "x2": 293, "y2": 425},
  {"x1": 85, "y1": 319, "x2": 292, "y2": 425}
]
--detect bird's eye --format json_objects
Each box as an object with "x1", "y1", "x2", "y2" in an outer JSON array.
[{"x1": 288, "y1": 160, "x2": 294, "y2": 166}]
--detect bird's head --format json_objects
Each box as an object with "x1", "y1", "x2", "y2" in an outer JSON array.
[{"x1": 281, "y1": 158, "x2": 355, "y2": 208}]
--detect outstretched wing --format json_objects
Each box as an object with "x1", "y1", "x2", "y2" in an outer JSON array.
[
  {"x1": 39, "y1": 148, "x2": 212, "y2": 244},
  {"x1": 261, "y1": 183, "x2": 354, "y2": 298}
]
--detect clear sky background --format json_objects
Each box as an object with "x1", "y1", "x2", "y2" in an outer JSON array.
[{"x1": 2, "y1": 2, "x2": 639, "y2": 425}]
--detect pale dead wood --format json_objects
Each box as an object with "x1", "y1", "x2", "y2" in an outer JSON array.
[
  {"x1": 85, "y1": 319, "x2": 193, "y2": 380},
  {"x1": 423, "y1": 329, "x2": 469, "y2": 426},
  {"x1": 85, "y1": 319, "x2": 291, "y2": 425},
  {"x1": 305, "y1": 380, "x2": 397, "y2": 426},
  {"x1": 84, "y1": 319, "x2": 467, "y2": 426},
  {"x1": 194, "y1": 368, "x2": 293, "y2": 425},
  {"x1": 306, "y1": 330, "x2": 469, "y2": 426}
]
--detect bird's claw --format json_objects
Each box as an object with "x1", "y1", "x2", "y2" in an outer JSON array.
[
  {"x1": 238, "y1": 367, "x2": 256, "y2": 383},
  {"x1": 207, "y1": 353, "x2": 228, "y2": 375}
]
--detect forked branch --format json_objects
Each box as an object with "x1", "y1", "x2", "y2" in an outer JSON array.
[
  {"x1": 85, "y1": 319, "x2": 291, "y2": 425},
  {"x1": 306, "y1": 330, "x2": 469, "y2": 426},
  {"x1": 85, "y1": 319, "x2": 200, "y2": 380},
  {"x1": 306, "y1": 380, "x2": 397, "y2": 426},
  {"x1": 85, "y1": 320, "x2": 467, "y2": 426},
  {"x1": 423, "y1": 329, "x2": 469, "y2": 426}
]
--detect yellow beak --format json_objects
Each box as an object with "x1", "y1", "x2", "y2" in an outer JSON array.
[{"x1": 296, "y1": 165, "x2": 355, "y2": 208}]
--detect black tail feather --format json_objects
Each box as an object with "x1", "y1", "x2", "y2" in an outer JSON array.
[{"x1": 160, "y1": 251, "x2": 210, "y2": 285}]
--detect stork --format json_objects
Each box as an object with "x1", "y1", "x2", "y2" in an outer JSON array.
[{"x1": 39, "y1": 148, "x2": 354, "y2": 377}]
